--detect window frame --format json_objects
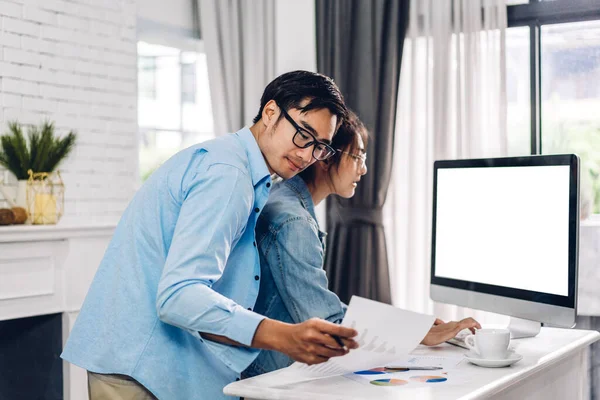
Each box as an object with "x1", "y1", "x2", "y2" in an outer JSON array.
[
  {"x1": 181, "y1": 59, "x2": 197, "y2": 104},
  {"x1": 507, "y1": 0, "x2": 600, "y2": 155},
  {"x1": 138, "y1": 56, "x2": 158, "y2": 100}
]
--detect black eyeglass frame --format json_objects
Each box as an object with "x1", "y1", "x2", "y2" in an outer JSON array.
[
  {"x1": 336, "y1": 149, "x2": 367, "y2": 165},
  {"x1": 278, "y1": 105, "x2": 337, "y2": 161}
]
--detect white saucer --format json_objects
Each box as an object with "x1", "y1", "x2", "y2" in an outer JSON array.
[{"x1": 465, "y1": 351, "x2": 523, "y2": 368}]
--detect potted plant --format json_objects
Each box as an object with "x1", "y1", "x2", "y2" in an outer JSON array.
[{"x1": 0, "y1": 121, "x2": 76, "y2": 223}]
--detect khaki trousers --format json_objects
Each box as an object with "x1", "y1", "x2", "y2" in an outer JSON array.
[{"x1": 88, "y1": 371, "x2": 157, "y2": 400}]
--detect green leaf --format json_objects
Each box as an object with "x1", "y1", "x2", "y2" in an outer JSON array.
[
  {"x1": 0, "y1": 120, "x2": 77, "y2": 179},
  {"x1": 0, "y1": 133, "x2": 28, "y2": 179},
  {"x1": 43, "y1": 131, "x2": 76, "y2": 172},
  {"x1": 28, "y1": 125, "x2": 41, "y2": 173},
  {"x1": 31, "y1": 121, "x2": 55, "y2": 172},
  {"x1": 9, "y1": 122, "x2": 30, "y2": 176}
]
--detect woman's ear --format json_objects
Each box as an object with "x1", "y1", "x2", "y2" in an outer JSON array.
[{"x1": 319, "y1": 158, "x2": 331, "y2": 171}]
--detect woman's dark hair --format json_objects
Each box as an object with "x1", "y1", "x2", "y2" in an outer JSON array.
[
  {"x1": 252, "y1": 70, "x2": 347, "y2": 127},
  {"x1": 299, "y1": 110, "x2": 369, "y2": 184}
]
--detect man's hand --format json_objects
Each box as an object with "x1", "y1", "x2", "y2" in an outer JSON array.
[
  {"x1": 420, "y1": 317, "x2": 481, "y2": 346},
  {"x1": 253, "y1": 318, "x2": 359, "y2": 365}
]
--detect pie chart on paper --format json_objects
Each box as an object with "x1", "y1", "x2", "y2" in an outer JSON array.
[
  {"x1": 353, "y1": 367, "x2": 387, "y2": 375},
  {"x1": 410, "y1": 375, "x2": 448, "y2": 383},
  {"x1": 369, "y1": 378, "x2": 409, "y2": 386}
]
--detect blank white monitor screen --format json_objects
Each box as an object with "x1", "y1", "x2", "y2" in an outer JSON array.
[{"x1": 434, "y1": 165, "x2": 571, "y2": 297}]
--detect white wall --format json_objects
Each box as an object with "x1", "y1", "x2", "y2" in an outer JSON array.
[{"x1": 0, "y1": 0, "x2": 138, "y2": 225}]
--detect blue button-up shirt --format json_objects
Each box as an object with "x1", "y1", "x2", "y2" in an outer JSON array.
[
  {"x1": 62, "y1": 128, "x2": 271, "y2": 400},
  {"x1": 243, "y1": 176, "x2": 347, "y2": 378}
]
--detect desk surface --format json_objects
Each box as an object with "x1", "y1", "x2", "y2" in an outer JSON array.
[{"x1": 224, "y1": 327, "x2": 600, "y2": 400}]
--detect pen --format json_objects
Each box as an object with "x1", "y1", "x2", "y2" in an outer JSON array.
[
  {"x1": 331, "y1": 334, "x2": 348, "y2": 352},
  {"x1": 385, "y1": 366, "x2": 443, "y2": 371}
]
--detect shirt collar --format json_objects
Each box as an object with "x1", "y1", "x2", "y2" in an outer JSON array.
[
  {"x1": 235, "y1": 127, "x2": 271, "y2": 187},
  {"x1": 284, "y1": 175, "x2": 318, "y2": 222}
]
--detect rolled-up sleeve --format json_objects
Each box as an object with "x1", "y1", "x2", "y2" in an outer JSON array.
[
  {"x1": 266, "y1": 219, "x2": 346, "y2": 324},
  {"x1": 156, "y1": 163, "x2": 265, "y2": 348}
]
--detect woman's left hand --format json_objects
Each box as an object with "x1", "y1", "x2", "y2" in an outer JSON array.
[{"x1": 420, "y1": 317, "x2": 481, "y2": 346}]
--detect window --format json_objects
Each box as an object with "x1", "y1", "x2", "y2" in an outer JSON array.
[
  {"x1": 181, "y1": 56, "x2": 197, "y2": 104},
  {"x1": 137, "y1": 42, "x2": 214, "y2": 181},
  {"x1": 507, "y1": 0, "x2": 600, "y2": 214},
  {"x1": 506, "y1": 26, "x2": 531, "y2": 156},
  {"x1": 138, "y1": 56, "x2": 157, "y2": 99}
]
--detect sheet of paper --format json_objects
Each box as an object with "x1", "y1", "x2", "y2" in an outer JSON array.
[
  {"x1": 386, "y1": 354, "x2": 465, "y2": 370},
  {"x1": 344, "y1": 369, "x2": 466, "y2": 388},
  {"x1": 277, "y1": 296, "x2": 436, "y2": 384},
  {"x1": 343, "y1": 355, "x2": 467, "y2": 388}
]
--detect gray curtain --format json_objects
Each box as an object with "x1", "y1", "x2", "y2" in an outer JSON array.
[
  {"x1": 198, "y1": 0, "x2": 276, "y2": 135},
  {"x1": 317, "y1": 0, "x2": 410, "y2": 304},
  {"x1": 576, "y1": 316, "x2": 600, "y2": 400}
]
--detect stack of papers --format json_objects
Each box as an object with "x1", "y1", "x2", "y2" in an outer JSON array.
[{"x1": 248, "y1": 296, "x2": 438, "y2": 387}]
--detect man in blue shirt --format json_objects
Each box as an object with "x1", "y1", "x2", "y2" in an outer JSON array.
[
  {"x1": 245, "y1": 112, "x2": 481, "y2": 378},
  {"x1": 61, "y1": 71, "x2": 359, "y2": 400}
]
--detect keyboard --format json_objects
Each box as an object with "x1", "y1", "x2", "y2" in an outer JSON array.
[{"x1": 446, "y1": 328, "x2": 472, "y2": 349}]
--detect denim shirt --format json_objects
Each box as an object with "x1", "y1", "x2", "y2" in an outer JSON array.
[
  {"x1": 62, "y1": 128, "x2": 271, "y2": 400},
  {"x1": 243, "y1": 176, "x2": 347, "y2": 378}
]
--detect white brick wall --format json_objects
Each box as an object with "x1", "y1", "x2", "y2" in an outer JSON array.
[{"x1": 0, "y1": 0, "x2": 137, "y2": 225}]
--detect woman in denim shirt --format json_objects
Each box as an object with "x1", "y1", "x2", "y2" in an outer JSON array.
[{"x1": 244, "y1": 112, "x2": 480, "y2": 378}]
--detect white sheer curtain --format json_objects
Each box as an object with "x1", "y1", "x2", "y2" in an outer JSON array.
[
  {"x1": 199, "y1": 0, "x2": 276, "y2": 135},
  {"x1": 384, "y1": 0, "x2": 509, "y2": 324}
]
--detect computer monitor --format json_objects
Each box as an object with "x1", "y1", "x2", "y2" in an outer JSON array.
[{"x1": 430, "y1": 154, "x2": 579, "y2": 338}]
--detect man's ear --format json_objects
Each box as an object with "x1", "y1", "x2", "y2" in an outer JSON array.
[{"x1": 262, "y1": 99, "x2": 278, "y2": 126}]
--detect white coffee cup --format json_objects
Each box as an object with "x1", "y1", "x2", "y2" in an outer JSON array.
[{"x1": 464, "y1": 328, "x2": 510, "y2": 359}]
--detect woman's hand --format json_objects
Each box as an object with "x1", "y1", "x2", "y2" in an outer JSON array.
[{"x1": 420, "y1": 317, "x2": 481, "y2": 346}]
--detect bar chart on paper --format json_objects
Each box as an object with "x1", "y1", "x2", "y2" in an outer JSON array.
[{"x1": 286, "y1": 296, "x2": 436, "y2": 380}]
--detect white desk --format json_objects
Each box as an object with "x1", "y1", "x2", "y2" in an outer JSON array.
[{"x1": 224, "y1": 327, "x2": 600, "y2": 400}]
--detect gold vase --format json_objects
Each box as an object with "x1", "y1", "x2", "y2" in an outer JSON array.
[{"x1": 26, "y1": 170, "x2": 64, "y2": 225}]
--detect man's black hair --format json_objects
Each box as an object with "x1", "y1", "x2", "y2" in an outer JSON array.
[{"x1": 252, "y1": 70, "x2": 347, "y2": 127}]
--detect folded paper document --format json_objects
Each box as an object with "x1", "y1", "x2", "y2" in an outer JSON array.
[{"x1": 240, "y1": 296, "x2": 436, "y2": 388}]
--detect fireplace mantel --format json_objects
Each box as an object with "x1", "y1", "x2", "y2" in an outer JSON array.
[
  {"x1": 0, "y1": 222, "x2": 116, "y2": 243},
  {"x1": 0, "y1": 222, "x2": 116, "y2": 400}
]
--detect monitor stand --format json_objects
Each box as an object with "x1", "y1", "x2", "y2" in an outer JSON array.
[{"x1": 507, "y1": 316, "x2": 541, "y2": 339}]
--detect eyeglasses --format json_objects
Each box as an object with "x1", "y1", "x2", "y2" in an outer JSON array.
[
  {"x1": 279, "y1": 105, "x2": 336, "y2": 161},
  {"x1": 337, "y1": 150, "x2": 367, "y2": 167}
]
